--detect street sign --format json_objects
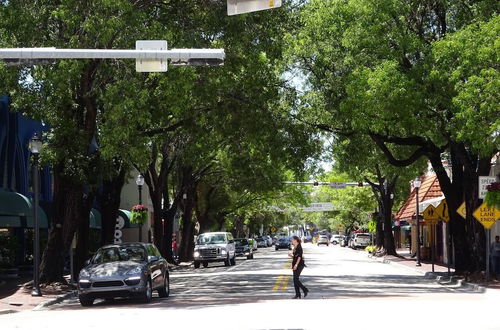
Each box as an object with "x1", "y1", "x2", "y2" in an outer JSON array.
[
  {"x1": 479, "y1": 176, "x2": 496, "y2": 199},
  {"x1": 329, "y1": 182, "x2": 346, "y2": 189},
  {"x1": 227, "y1": 0, "x2": 282, "y2": 15},
  {"x1": 135, "y1": 40, "x2": 167, "y2": 72},
  {"x1": 302, "y1": 203, "x2": 334, "y2": 212},
  {"x1": 456, "y1": 202, "x2": 467, "y2": 219},
  {"x1": 472, "y1": 202, "x2": 500, "y2": 229},
  {"x1": 423, "y1": 205, "x2": 439, "y2": 221},
  {"x1": 435, "y1": 199, "x2": 450, "y2": 222},
  {"x1": 270, "y1": 226, "x2": 277, "y2": 233}
]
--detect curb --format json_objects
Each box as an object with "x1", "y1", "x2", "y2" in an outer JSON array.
[
  {"x1": 0, "y1": 309, "x2": 18, "y2": 315},
  {"x1": 33, "y1": 291, "x2": 77, "y2": 311},
  {"x1": 371, "y1": 254, "x2": 487, "y2": 293}
]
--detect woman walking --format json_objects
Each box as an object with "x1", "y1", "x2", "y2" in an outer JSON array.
[{"x1": 290, "y1": 236, "x2": 309, "y2": 299}]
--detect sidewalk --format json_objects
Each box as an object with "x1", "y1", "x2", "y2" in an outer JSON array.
[
  {"x1": 373, "y1": 248, "x2": 500, "y2": 291},
  {"x1": 0, "y1": 276, "x2": 75, "y2": 314}
]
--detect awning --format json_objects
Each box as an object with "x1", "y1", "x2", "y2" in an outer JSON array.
[
  {"x1": 0, "y1": 190, "x2": 48, "y2": 228},
  {"x1": 419, "y1": 196, "x2": 445, "y2": 212},
  {"x1": 117, "y1": 209, "x2": 137, "y2": 228},
  {"x1": 90, "y1": 208, "x2": 102, "y2": 229}
]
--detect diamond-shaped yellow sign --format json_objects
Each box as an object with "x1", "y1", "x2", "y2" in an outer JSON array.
[
  {"x1": 456, "y1": 202, "x2": 466, "y2": 219},
  {"x1": 423, "y1": 205, "x2": 439, "y2": 221},
  {"x1": 435, "y1": 199, "x2": 450, "y2": 222},
  {"x1": 473, "y1": 203, "x2": 500, "y2": 229}
]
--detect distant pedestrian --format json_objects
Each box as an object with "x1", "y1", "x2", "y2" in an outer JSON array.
[
  {"x1": 172, "y1": 235, "x2": 178, "y2": 261},
  {"x1": 289, "y1": 236, "x2": 309, "y2": 299},
  {"x1": 490, "y1": 236, "x2": 500, "y2": 276}
]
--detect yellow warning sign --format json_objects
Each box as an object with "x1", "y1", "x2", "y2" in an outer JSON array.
[
  {"x1": 423, "y1": 205, "x2": 439, "y2": 221},
  {"x1": 472, "y1": 203, "x2": 500, "y2": 229},
  {"x1": 435, "y1": 199, "x2": 450, "y2": 222},
  {"x1": 456, "y1": 202, "x2": 466, "y2": 219}
]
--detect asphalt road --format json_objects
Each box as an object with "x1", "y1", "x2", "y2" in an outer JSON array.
[{"x1": 2, "y1": 243, "x2": 498, "y2": 330}]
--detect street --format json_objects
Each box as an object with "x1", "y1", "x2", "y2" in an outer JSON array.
[{"x1": 1, "y1": 244, "x2": 498, "y2": 330}]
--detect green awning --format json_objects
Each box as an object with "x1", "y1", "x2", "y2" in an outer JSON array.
[
  {"x1": 0, "y1": 190, "x2": 48, "y2": 228},
  {"x1": 118, "y1": 209, "x2": 136, "y2": 228},
  {"x1": 90, "y1": 208, "x2": 102, "y2": 229}
]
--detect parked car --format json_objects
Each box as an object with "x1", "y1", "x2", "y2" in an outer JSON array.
[
  {"x1": 248, "y1": 238, "x2": 258, "y2": 251},
  {"x1": 193, "y1": 232, "x2": 236, "y2": 268},
  {"x1": 256, "y1": 237, "x2": 268, "y2": 248},
  {"x1": 77, "y1": 242, "x2": 169, "y2": 307},
  {"x1": 262, "y1": 235, "x2": 273, "y2": 247},
  {"x1": 234, "y1": 238, "x2": 254, "y2": 259},
  {"x1": 330, "y1": 235, "x2": 343, "y2": 245},
  {"x1": 303, "y1": 235, "x2": 313, "y2": 243},
  {"x1": 275, "y1": 237, "x2": 292, "y2": 250},
  {"x1": 317, "y1": 234, "x2": 330, "y2": 246},
  {"x1": 350, "y1": 233, "x2": 371, "y2": 249}
]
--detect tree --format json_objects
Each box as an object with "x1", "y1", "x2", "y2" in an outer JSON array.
[{"x1": 288, "y1": 0, "x2": 499, "y2": 272}]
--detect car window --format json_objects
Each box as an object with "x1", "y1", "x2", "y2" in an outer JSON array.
[
  {"x1": 235, "y1": 239, "x2": 248, "y2": 246},
  {"x1": 93, "y1": 246, "x2": 146, "y2": 264},
  {"x1": 228, "y1": 233, "x2": 234, "y2": 241},
  {"x1": 197, "y1": 233, "x2": 227, "y2": 245}
]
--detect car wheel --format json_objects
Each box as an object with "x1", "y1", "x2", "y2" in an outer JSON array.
[
  {"x1": 141, "y1": 279, "x2": 153, "y2": 303},
  {"x1": 230, "y1": 255, "x2": 236, "y2": 266},
  {"x1": 158, "y1": 275, "x2": 170, "y2": 298},
  {"x1": 247, "y1": 254, "x2": 253, "y2": 260},
  {"x1": 203, "y1": 261, "x2": 208, "y2": 268},
  {"x1": 275, "y1": 247, "x2": 279, "y2": 251},
  {"x1": 289, "y1": 246, "x2": 292, "y2": 250},
  {"x1": 224, "y1": 255, "x2": 230, "y2": 267},
  {"x1": 194, "y1": 261, "x2": 200, "y2": 269},
  {"x1": 79, "y1": 296, "x2": 94, "y2": 307}
]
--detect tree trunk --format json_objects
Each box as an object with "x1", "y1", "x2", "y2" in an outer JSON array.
[
  {"x1": 375, "y1": 212, "x2": 384, "y2": 247},
  {"x1": 39, "y1": 170, "x2": 84, "y2": 283},
  {"x1": 179, "y1": 196, "x2": 195, "y2": 262},
  {"x1": 99, "y1": 167, "x2": 126, "y2": 246},
  {"x1": 74, "y1": 189, "x2": 95, "y2": 276},
  {"x1": 429, "y1": 144, "x2": 491, "y2": 273}
]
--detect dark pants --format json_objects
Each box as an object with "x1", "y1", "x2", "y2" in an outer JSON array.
[
  {"x1": 293, "y1": 264, "x2": 307, "y2": 297},
  {"x1": 492, "y1": 256, "x2": 500, "y2": 275}
]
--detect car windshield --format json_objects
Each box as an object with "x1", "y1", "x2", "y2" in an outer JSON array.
[
  {"x1": 235, "y1": 239, "x2": 248, "y2": 246},
  {"x1": 197, "y1": 234, "x2": 226, "y2": 245},
  {"x1": 279, "y1": 239, "x2": 288, "y2": 243},
  {"x1": 92, "y1": 246, "x2": 146, "y2": 264}
]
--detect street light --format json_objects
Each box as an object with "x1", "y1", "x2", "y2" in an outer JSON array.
[
  {"x1": 28, "y1": 133, "x2": 42, "y2": 297},
  {"x1": 413, "y1": 177, "x2": 422, "y2": 267},
  {"x1": 136, "y1": 174, "x2": 145, "y2": 242}
]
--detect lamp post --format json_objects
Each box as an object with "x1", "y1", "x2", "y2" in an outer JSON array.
[
  {"x1": 136, "y1": 174, "x2": 145, "y2": 242},
  {"x1": 29, "y1": 133, "x2": 42, "y2": 296},
  {"x1": 413, "y1": 177, "x2": 422, "y2": 267}
]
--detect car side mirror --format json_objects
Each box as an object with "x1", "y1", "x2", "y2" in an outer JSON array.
[
  {"x1": 84, "y1": 259, "x2": 91, "y2": 266},
  {"x1": 148, "y1": 255, "x2": 160, "y2": 263},
  {"x1": 229, "y1": 240, "x2": 234, "y2": 244}
]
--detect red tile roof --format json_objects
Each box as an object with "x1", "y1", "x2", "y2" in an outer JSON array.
[{"x1": 394, "y1": 175, "x2": 443, "y2": 221}]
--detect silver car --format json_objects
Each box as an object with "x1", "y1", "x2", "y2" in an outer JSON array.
[
  {"x1": 78, "y1": 243, "x2": 169, "y2": 306},
  {"x1": 193, "y1": 232, "x2": 236, "y2": 268}
]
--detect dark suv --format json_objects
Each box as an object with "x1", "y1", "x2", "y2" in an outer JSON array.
[{"x1": 234, "y1": 238, "x2": 254, "y2": 259}]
